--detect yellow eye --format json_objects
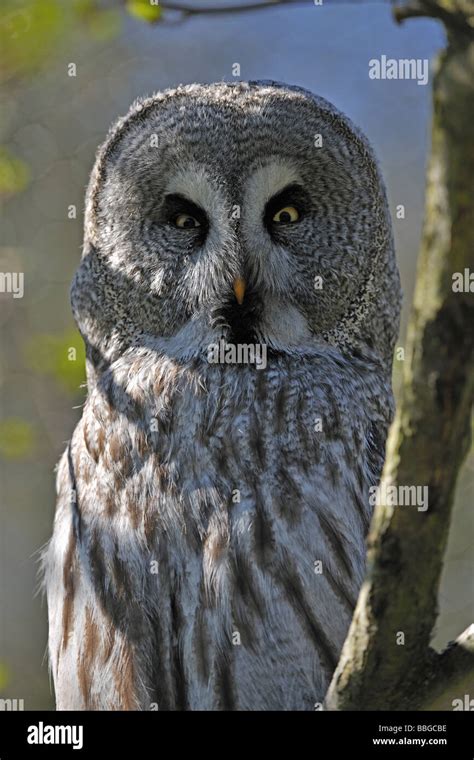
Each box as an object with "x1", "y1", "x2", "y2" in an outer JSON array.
[
  {"x1": 174, "y1": 214, "x2": 200, "y2": 229},
  {"x1": 272, "y1": 206, "x2": 299, "y2": 224}
]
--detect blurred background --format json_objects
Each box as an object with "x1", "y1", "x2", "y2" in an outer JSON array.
[{"x1": 0, "y1": 0, "x2": 471, "y2": 710}]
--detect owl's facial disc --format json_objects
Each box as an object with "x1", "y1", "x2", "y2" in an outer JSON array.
[
  {"x1": 86, "y1": 91, "x2": 385, "y2": 357},
  {"x1": 151, "y1": 164, "x2": 321, "y2": 350},
  {"x1": 75, "y1": 83, "x2": 400, "y2": 373}
]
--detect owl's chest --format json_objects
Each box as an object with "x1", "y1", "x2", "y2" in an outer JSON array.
[
  {"x1": 134, "y1": 364, "x2": 373, "y2": 560},
  {"x1": 75, "y1": 361, "x2": 376, "y2": 708},
  {"x1": 141, "y1": 372, "x2": 370, "y2": 709},
  {"x1": 89, "y1": 359, "x2": 374, "y2": 535}
]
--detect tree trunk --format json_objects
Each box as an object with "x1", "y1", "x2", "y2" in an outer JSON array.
[{"x1": 326, "y1": 1, "x2": 474, "y2": 711}]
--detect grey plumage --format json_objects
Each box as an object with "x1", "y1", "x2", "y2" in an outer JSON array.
[{"x1": 44, "y1": 81, "x2": 401, "y2": 710}]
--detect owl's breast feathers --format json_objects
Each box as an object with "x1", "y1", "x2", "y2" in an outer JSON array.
[{"x1": 46, "y1": 348, "x2": 392, "y2": 710}]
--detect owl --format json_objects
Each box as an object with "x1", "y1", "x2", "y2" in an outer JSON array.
[{"x1": 44, "y1": 81, "x2": 401, "y2": 711}]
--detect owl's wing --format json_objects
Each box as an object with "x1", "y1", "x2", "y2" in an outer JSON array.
[
  {"x1": 366, "y1": 419, "x2": 389, "y2": 487},
  {"x1": 44, "y1": 433, "x2": 156, "y2": 711}
]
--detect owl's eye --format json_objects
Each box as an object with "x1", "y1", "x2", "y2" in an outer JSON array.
[
  {"x1": 174, "y1": 214, "x2": 201, "y2": 229},
  {"x1": 263, "y1": 185, "x2": 307, "y2": 233},
  {"x1": 272, "y1": 206, "x2": 300, "y2": 224}
]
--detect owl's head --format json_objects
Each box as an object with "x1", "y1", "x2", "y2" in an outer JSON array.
[{"x1": 73, "y1": 82, "x2": 401, "y2": 381}]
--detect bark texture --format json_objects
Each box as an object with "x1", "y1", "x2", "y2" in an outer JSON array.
[{"x1": 326, "y1": 0, "x2": 474, "y2": 711}]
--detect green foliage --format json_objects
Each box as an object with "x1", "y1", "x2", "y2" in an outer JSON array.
[
  {"x1": 0, "y1": 0, "x2": 164, "y2": 90},
  {"x1": 0, "y1": 418, "x2": 35, "y2": 459},
  {"x1": 0, "y1": 146, "x2": 30, "y2": 197},
  {"x1": 126, "y1": 0, "x2": 163, "y2": 24},
  {"x1": 0, "y1": 0, "x2": 67, "y2": 83},
  {"x1": 25, "y1": 330, "x2": 86, "y2": 395},
  {"x1": 0, "y1": 0, "x2": 127, "y2": 84},
  {"x1": 74, "y1": 0, "x2": 122, "y2": 42}
]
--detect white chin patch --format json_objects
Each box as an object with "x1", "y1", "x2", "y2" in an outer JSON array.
[{"x1": 260, "y1": 298, "x2": 311, "y2": 347}]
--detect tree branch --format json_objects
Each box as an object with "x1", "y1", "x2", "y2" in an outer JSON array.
[
  {"x1": 419, "y1": 626, "x2": 474, "y2": 710},
  {"x1": 326, "y1": 1, "x2": 474, "y2": 711},
  {"x1": 160, "y1": 0, "x2": 302, "y2": 16},
  {"x1": 151, "y1": 0, "x2": 388, "y2": 19},
  {"x1": 393, "y1": 0, "x2": 474, "y2": 34}
]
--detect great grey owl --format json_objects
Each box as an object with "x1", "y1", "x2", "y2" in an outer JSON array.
[{"x1": 44, "y1": 81, "x2": 401, "y2": 711}]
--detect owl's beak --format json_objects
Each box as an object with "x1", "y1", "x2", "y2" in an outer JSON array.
[{"x1": 233, "y1": 277, "x2": 246, "y2": 305}]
